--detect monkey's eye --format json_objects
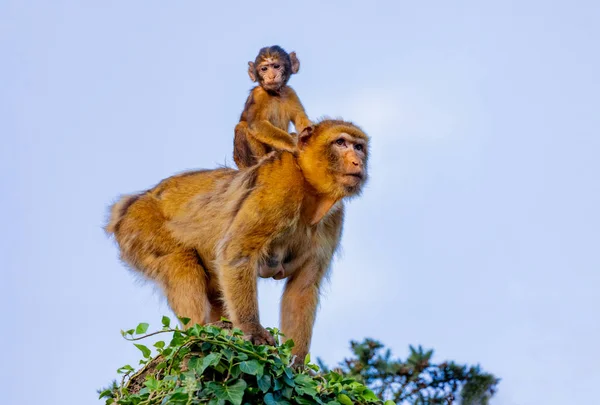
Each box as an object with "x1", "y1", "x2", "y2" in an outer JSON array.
[
  {"x1": 261, "y1": 66, "x2": 268, "y2": 72},
  {"x1": 274, "y1": 64, "x2": 281, "y2": 69},
  {"x1": 335, "y1": 138, "x2": 345, "y2": 146},
  {"x1": 355, "y1": 144, "x2": 364, "y2": 151}
]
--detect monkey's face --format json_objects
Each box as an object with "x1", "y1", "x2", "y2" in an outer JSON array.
[
  {"x1": 330, "y1": 133, "x2": 368, "y2": 192},
  {"x1": 299, "y1": 122, "x2": 370, "y2": 199},
  {"x1": 248, "y1": 46, "x2": 299, "y2": 92},
  {"x1": 248, "y1": 54, "x2": 292, "y2": 91},
  {"x1": 257, "y1": 57, "x2": 289, "y2": 91}
]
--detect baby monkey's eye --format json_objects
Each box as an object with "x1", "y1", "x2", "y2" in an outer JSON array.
[
  {"x1": 274, "y1": 64, "x2": 281, "y2": 69},
  {"x1": 261, "y1": 66, "x2": 268, "y2": 72}
]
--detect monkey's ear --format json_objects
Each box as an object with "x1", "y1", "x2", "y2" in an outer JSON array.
[
  {"x1": 247, "y1": 62, "x2": 257, "y2": 82},
  {"x1": 298, "y1": 125, "x2": 314, "y2": 148},
  {"x1": 290, "y1": 52, "x2": 300, "y2": 74}
]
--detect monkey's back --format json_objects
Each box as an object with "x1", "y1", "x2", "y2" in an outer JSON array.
[
  {"x1": 169, "y1": 152, "x2": 307, "y2": 256},
  {"x1": 106, "y1": 168, "x2": 235, "y2": 275},
  {"x1": 150, "y1": 168, "x2": 237, "y2": 219}
]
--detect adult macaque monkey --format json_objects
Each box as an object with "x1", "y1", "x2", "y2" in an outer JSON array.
[
  {"x1": 233, "y1": 45, "x2": 312, "y2": 168},
  {"x1": 105, "y1": 119, "x2": 369, "y2": 365}
]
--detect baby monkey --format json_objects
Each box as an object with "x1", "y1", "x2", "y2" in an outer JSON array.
[{"x1": 233, "y1": 45, "x2": 312, "y2": 168}]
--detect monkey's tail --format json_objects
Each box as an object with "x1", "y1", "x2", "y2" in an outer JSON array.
[{"x1": 105, "y1": 193, "x2": 141, "y2": 235}]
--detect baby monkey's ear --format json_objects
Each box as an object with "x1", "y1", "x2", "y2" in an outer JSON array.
[
  {"x1": 289, "y1": 52, "x2": 300, "y2": 74},
  {"x1": 247, "y1": 61, "x2": 257, "y2": 82}
]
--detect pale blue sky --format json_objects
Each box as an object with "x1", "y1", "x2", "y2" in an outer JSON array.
[{"x1": 2, "y1": 1, "x2": 599, "y2": 404}]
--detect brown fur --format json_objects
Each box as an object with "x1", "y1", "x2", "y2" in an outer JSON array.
[
  {"x1": 234, "y1": 45, "x2": 312, "y2": 168},
  {"x1": 105, "y1": 119, "x2": 369, "y2": 363}
]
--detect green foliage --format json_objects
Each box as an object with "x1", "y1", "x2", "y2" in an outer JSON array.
[
  {"x1": 319, "y1": 339, "x2": 500, "y2": 405},
  {"x1": 100, "y1": 318, "x2": 384, "y2": 405}
]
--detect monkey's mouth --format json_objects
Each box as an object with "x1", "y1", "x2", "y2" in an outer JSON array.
[
  {"x1": 340, "y1": 173, "x2": 364, "y2": 187},
  {"x1": 263, "y1": 81, "x2": 282, "y2": 90}
]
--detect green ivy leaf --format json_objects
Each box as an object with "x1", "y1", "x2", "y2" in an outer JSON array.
[
  {"x1": 362, "y1": 389, "x2": 380, "y2": 401},
  {"x1": 179, "y1": 346, "x2": 191, "y2": 358},
  {"x1": 189, "y1": 324, "x2": 203, "y2": 337},
  {"x1": 304, "y1": 353, "x2": 311, "y2": 365},
  {"x1": 281, "y1": 386, "x2": 293, "y2": 399},
  {"x1": 295, "y1": 384, "x2": 318, "y2": 398},
  {"x1": 145, "y1": 376, "x2": 159, "y2": 391},
  {"x1": 295, "y1": 398, "x2": 318, "y2": 405},
  {"x1": 384, "y1": 401, "x2": 396, "y2": 405},
  {"x1": 116, "y1": 364, "x2": 134, "y2": 374},
  {"x1": 171, "y1": 331, "x2": 185, "y2": 346},
  {"x1": 98, "y1": 389, "x2": 113, "y2": 399},
  {"x1": 257, "y1": 374, "x2": 271, "y2": 393},
  {"x1": 294, "y1": 374, "x2": 314, "y2": 385},
  {"x1": 239, "y1": 360, "x2": 264, "y2": 377},
  {"x1": 272, "y1": 357, "x2": 284, "y2": 368},
  {"x1": 221, "y1": 348, "x2": 235, "y2": 361},
  {"x1": 283, "y1": 373, "x2": 295, "y2": 387},
  {"x1": 169, "y1": 391, "x2": 190, "y2": 402},
  {"x1": 230, "y1": 364, "x2": 241, "y2": 379},
  {"x1": 161, "y1": 316, "x2": 171, "y2": 328},
  {"x1": 193, "y1": 353, "x2": 222, "y2": 375},
  {"x1": 205, "y1": 325, "x2": 221, "y2": 336},
  {"x1": 264, "y1": 393, "x2": 291, "y2": 405},
  {"x1": 337, "y1": 394, "x2": 353, "y2": 405},
  {"x1": 209, "y1": 379, "x2": 247, "y2": 405},
  {"x1": 135, "y1": 322, "x2": 149, "y2": 335},
  {"x1": 134, "y1": 343, "x2": 151, "y2": 359},
  {"x1": 188, "y1": 356, "x2": 201, "y2": 370}
]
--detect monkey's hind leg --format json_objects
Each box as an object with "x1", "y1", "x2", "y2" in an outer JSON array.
[
  {"x1": 207, "y1": 293, "x2": 227, "y2": 324},
  {"x1": 156, "y1": 250, "x2": 210, "y2": 328}
]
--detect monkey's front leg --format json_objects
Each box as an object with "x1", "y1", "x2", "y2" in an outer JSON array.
[
  {"x1": 280, "y1": 262, "x2": 326, "y2": 367},
  {"x1": 293, "y1": 113, "x2": 313, "y2": 135},
  {"x1": 216, "y1": 247, "x2": 276, "y2": 346},
  {"x1": 251, "y1": 120, "x2": 298, "y2": 153}
]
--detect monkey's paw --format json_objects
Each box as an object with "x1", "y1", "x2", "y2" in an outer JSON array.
[{"x1": 238, "y1": 323, "x2": 276, "y2": 346}]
